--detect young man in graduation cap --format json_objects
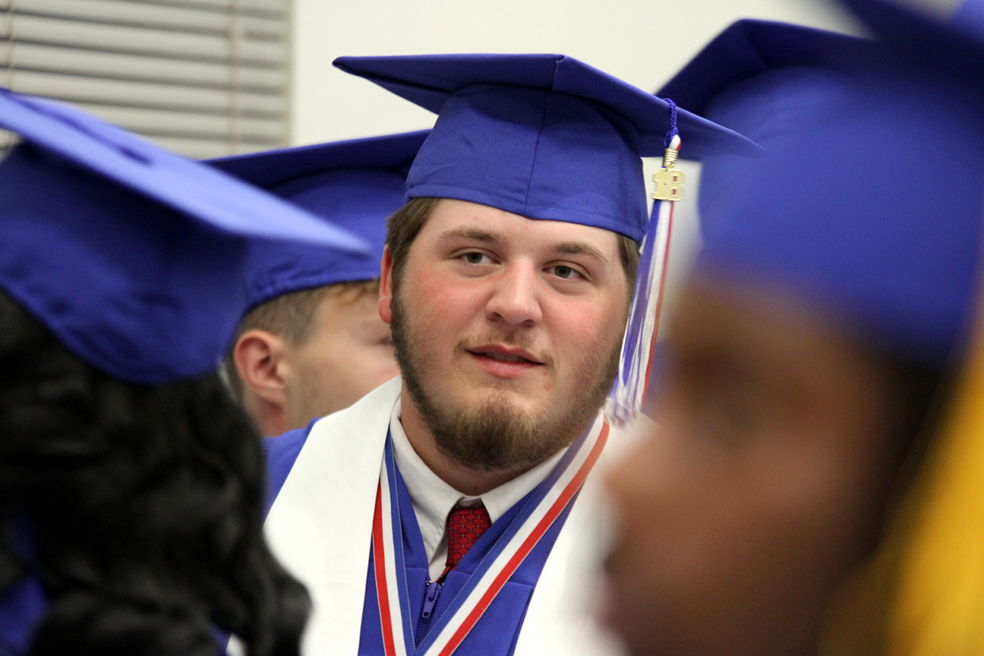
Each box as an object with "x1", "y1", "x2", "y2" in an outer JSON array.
[
  {"x1": 212, "y1": 132, "x2": 427, "y2": 436},
  {"x1": 0, "y1": 88, "x2": 370, "y2": 653},
  {"x1": 260, "y1": 54, "x2": 754, "y2": 655},
  {"x1": 603, "y1": 2, "x2": 984, "y2": 654}
]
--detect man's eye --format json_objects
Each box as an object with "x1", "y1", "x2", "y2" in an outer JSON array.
[
  {"x1": 461, "y1": 252, "x2": 488, "y2": 264},
  {"x1": 549, "y1": 265, "x2": 583, "y2": 280}
]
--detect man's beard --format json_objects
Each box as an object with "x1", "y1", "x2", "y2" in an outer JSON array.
[{"x1": 390, "y1": 284, "x2": 623, "y2": 473}]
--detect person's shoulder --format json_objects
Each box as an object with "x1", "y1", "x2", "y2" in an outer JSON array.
[
  {"x1": 263, "y1": 423, "x2": 312, "y2": 465},
  {"x1": 602, "y1": 412, "x2": 657, "y2": 460},
  {"x1": 261, "y1": 377, "x2": 402, "y2": 515},
  {"x1": 265, "y1": 376, "x2": 403, "y2": 454},
  {"x1": 264, "y1": 376, "x2": 403, "y2": 472},
  {"x1": 261, "y1": 423, "x2": 317, "y2": 516},
  {"x1": 0, "y1": 573, "x2": 47, "y2": 655}
]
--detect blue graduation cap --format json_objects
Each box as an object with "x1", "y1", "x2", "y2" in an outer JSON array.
[
  {"x1": 845, "y1": 0, "x2": 984, "y2": 80},
  {"x1": 0, "y1": 89, "x2": 370, "y2": 384},
  {"x1": 656, "y1": 19, "x2": 876, "y2": 217},
  {"x1": 333, "y1": 53, "x2": 758, "y2": 242},
  {"x1": 208, "y1": 130, "x2": 428, "y2": 312},
  {"x1": 954, "y1": 0, "x2": 984, "y2": 34},
  {"x1": 693, "y1": 21, "x2": 984, "y2": 367},
  {"x1": 333, "y1": 53, "x2": 760, "y2": 422}
]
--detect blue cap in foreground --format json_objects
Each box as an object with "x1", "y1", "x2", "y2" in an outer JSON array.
[
  {"x1": 656, "y1": 19, "x2": 875, "y2": 218},
  {"x1": 696, "y1": 65, "x2": 984, "y2": 366},
  {"x1": 0, "y1": 89, "x2": 370, "y2": 383}
]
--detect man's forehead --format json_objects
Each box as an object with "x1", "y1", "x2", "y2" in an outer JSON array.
[{"x1": 426, "y1": 199, "x2": 622, "y2": 252}]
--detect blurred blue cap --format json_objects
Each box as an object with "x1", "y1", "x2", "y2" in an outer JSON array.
[
  {"x1": 954, "y1": 0, "x2": 984, "y2": 36},
  {"x1": 656, "y1": 19, "x2": 876, "y2": 218},
  {"x1": 694, "y1": 16, "x2": 984, "y2": 367},
  {"x1": 846, "y1": 0, "x2": 984, "y2": 79},
  {"x1": 0, "y1": 89, "x2": 370, "y2": 384},
  {"x1": 333, "y1": 53, "x2": 759, "y2": 242},
  {"x1": 208, "y1": 130, "x2": 428, "y2": 312}
]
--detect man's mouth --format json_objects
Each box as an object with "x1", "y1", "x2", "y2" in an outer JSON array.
[
  {"x1": 467, "y1": 345, "x2": 544, "y2": 366},
  {"x1": 467, "y1": 346, "x2": 543, "y2": 364}
]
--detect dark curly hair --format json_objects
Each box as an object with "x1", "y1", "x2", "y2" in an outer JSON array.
[{"x1": 0, "y1": 291, "x2": 309, "y2": 655}]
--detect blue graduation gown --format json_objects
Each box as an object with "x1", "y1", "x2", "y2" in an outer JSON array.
[
  {"x1": 0, "y1": 573, "x2": 46, "y2": 655},
  {"x1": 263, "y1": 423, "x2": 576, "y2": 655}
]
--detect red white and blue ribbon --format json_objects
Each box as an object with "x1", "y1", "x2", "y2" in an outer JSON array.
[
  {"x1": 372, "y1": 445, "x2": 414, "y2": 656},
  {"x1": 608, "y1": 101, "x2": 682, "y2": 425},
  {"x1": 371, "y1": 417, "x2": 610, "y2": 656}
]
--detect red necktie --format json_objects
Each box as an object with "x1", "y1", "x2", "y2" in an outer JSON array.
[{"x1": 444, "y1": 502, "x2": 492, "y2": 570}]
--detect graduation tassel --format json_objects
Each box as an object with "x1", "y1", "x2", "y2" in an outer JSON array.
[{"x1": 608, "y1": 100, "x2": 683, "y2": 425}]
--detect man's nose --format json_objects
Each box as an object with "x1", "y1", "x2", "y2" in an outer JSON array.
[{"x1": 485, "y1": 264, "x2": 543, "y2": 328}]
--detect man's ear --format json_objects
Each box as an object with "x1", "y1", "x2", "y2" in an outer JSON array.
[
  {"x1": 232, "y1": 329, "x2": 291, "y2": 407},
  {"x1": 378, "y1": 244, "x2": 394, "y2": 325}
]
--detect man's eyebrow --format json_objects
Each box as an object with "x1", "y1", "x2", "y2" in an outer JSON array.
[
  {"x1": 554, "y1": 241, "x2": 611, "y2": 265},
  {"x1": 438, "y1": 227, "x2": 504, "y2": 243},
  {"x1": 438, "y1": 229, "x2": 612, "y2": 265}
]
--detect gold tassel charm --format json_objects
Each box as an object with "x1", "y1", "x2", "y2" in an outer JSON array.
[{"x1": 651, "y1": 146, "x2": 685, "y2": 201}]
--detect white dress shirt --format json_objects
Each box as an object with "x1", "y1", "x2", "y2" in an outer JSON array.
[{"x1": 389, "y1": 396, "x2": 565, "y2": 580}]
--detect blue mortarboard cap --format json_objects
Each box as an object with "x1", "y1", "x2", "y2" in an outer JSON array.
[
  {"x1": 656, "y1": 20, "x2": 876, "y2": 218},
  {"x1": 955, "y1": 0, "x2": 984, "y2": 35},
  {"x1": 657, "y1": 19, "x2": 872, "y2": 117},
  {"x1": 0, "y1": 89, "x2": 370, "y2": 384},
  {"x1": 208, "y1": 130, "x2": 428, "y2": 312},
  {"x1": 695, "y1": 55, "x2": 984, "y2": 366},
  {"x1": 333, "y1": 53, "x2": 759, "y2": 243},
  {"x1": 844, "y1": 0, "x2": 984, "y2": 81}
]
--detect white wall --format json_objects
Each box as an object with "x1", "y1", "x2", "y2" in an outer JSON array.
[{"x1": 289, "y1": 0, "x2": 869, "y2": 145}]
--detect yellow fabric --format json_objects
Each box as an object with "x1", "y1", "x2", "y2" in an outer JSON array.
[
  {"x1": 883, "y1": 326, "x2": 984, "y2": 655},
  {"x1": 822, "y1": 292, "x2": 984, "y2": 655}
]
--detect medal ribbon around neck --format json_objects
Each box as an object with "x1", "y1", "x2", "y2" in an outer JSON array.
[{"x1": 371, "y1": 416, "x2": 611, "y2": 656}]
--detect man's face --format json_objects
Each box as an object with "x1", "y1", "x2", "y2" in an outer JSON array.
[
  {"x1": 382, "y1": 199, "x2": 630, "y2": 471},
  {"x1": 604, "y1": 276, "x2": 906, "y2": 656},
  {"x1": 287, "y1": 286, "x2": 399, "y2": 426}
]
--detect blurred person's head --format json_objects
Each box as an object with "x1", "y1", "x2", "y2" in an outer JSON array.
[
  {"x1": 0, "y1": 290, "x2": 310, "y2": 656},
  {"x1": 605, "y1": 12, "x2": 984, "y2": 656},
  {"x1": 214, "y1": 133, "x2": 427, "y2": 435},
  {"x1": 0, "y1": 89, "x2": 369, "y2": 653}
]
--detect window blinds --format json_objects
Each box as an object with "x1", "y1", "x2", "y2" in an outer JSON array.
[{"x1": 0, "y1": 0, "x2": 291, "y2": 158}]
